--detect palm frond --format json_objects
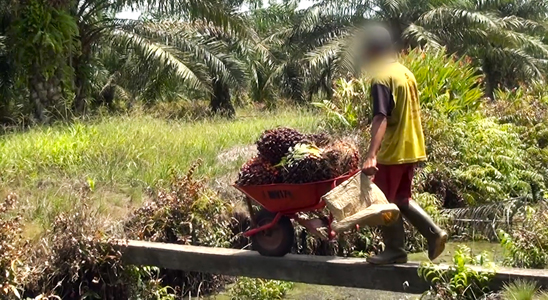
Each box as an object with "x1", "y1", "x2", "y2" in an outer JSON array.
[
  {"x1": 109, "y1": 29, "x2": 210, "y2": 92},
  {"x1": 402, "y1": 24, "x2": 443, "y2": 48},
  {"x1": 118, "y1": 0, "x2": 252, "y2": 39}
]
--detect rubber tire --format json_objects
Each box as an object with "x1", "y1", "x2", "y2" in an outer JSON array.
[{"x1": 251, "y1": 209, "x2": 295, "y2": 257}]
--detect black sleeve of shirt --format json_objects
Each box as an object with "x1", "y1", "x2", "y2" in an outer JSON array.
[{"x1": 371, "y1": 83, "x2": 395, "y2": 117}]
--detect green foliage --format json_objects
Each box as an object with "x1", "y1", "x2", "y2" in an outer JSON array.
[
  {"x1": 420, "y1": 114, "x2": 545, "y2": 206},
  {"x1": 486, "y1": 87, "x2": 548, "y2": 190},
  {"x1": 400, "y1": 49, "x2": 483, "y2": 117},
  {"x1": 12, "y1": 0, "x2": 79, "y2": 79},
  {"x1": 419, "y1": 245, "x2": 495, "y2": 300},
  {"x1": 312, "y1": 77, "x2": 371, "y2": 129},
  {"x1": 499, "y1": 203, "x2": 548, "y2": 269},
  {"x1": 124, "y1": 160, "x2": 233, "y2": 248},
  {"x1": 315, "y1": 48, "x2": 483, "y2": 129},
  {"x1": 316, "y1": 49, "x2": 547, "y2": 207},
  {"x1": 404, "y1": 0, "x2": 548, "y2": 96},
  {"x1": 229, "y1": 277, "x2": 293, "y2": 300}
]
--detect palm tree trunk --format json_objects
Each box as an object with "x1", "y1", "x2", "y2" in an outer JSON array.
[
  {"x1": 29, "y1": 70, "x2": 64, "y2": 123},
  {"x1": 210, "y1": 79, "x2": 235, "y2": 118},
  {"x1": 73, "y1": 38, "x2": 95, "y2": 115},
  {"x1": 73, "y1": 65, "x2": 87, "y2": 115},
  {"x1": 483, "y1": 60, "x2": 497, "y2": 100},
  {"x1": 0, "y1": 101, "x2": 9, "y2": 124}
]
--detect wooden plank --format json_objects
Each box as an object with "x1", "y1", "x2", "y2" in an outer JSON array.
[{"x1": 116, "y1": 240, "x2": 548, "y2": 294}]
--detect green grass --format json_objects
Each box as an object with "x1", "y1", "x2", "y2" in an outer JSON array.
[{"x1": 0, "y1": 109, "x2": 320, "y2": 235}]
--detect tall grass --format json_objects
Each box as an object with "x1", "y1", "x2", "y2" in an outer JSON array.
[{"x1": 0, "y1": 109, "x2": 320, "y2": 233}]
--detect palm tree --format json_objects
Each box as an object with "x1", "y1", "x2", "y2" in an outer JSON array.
[
  {"x1": 278, "y1": 0, "x2": 548, "y2": 102},
  {"x1": 405, "y1": 0, "x2": 548, "y2": 99},
  {"x1": 245, "y1": 0, "x2": 366, "y2": 104},
  {"x1": 72, "y1": 0, "x2": 257, "y2": 117},
  {"x1": 1, "y1": 0, "x2": 255, "y2": 122},
  {"x1": 108, "y1": 17, "x2": 254, "y2": 116}
]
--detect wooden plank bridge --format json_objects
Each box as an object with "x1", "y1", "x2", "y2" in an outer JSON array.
[{"x1": 117, "y1": 240, "x2": 548, "y2": 294}]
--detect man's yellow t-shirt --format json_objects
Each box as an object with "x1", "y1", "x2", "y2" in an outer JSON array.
[{"x1": 368, "y1": 60, "x2": 427, "y2": 165}]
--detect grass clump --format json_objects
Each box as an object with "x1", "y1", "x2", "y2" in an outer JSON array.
[
  {"x1": 229, "y1": 277, "x2": 293, "y2": 300},
  {"x1": 499, "y1": 280, "x2": 548, "y2": 300},
  {"x1": 0, "y1": 109, "x2": 318, "y2": 235}
]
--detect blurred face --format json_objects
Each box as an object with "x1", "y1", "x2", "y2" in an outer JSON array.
[{"x1": 361, "y1": 46, "x2": 383, "y2": 67}]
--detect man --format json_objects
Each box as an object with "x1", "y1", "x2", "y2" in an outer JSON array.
[{"x1": 360, "y1": 24, "x2": 448, "y2": 264}]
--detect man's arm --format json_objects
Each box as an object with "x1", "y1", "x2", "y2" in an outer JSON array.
[
  {"x1": 362, "y1": 83, "x2": 394, "y2": 175},
  {"x1": 366, "y1": 114, "x2": 387, "y2": 159}
]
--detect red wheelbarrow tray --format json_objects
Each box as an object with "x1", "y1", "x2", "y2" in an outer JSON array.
[{"x1": 233, "y1": 170, "x2": 358, "y2": 238}]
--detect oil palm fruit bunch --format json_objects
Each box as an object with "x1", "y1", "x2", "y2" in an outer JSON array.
[
  {"x1": 236, "y1": 157, "x2": 279, "y2": 186},
  {"x1": 302, "y1": 132, "x2": 332, "y2": 147},
  {"x1": 280, "y1": 143, "x2": 333, "y2": 184},
  {"x1": 323, "y1": 139, "x2": 361, "y2": 177},
  {"x1": 256, "y1": 127, "x2": 305, "y2": 164}
]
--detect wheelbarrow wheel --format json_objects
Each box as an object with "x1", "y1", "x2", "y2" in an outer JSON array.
[{"x1": 251, "y1": 209, "x2": 294, "y2": 257}]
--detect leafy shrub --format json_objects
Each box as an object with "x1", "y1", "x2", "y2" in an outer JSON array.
[
  {"x1": 312, "y1": 78, "x2": 371, "y2": 129},
  {"x1": 124, "y1": 160, "x2": 234, "y2": 296},
  {"x1": 419, "y1": 245, "x2": 495, "y2": 300},
  {"x1": 400, "y1": 49, "x2": 483, "y2": 118},
  {"x1": 0, "y1": 191, "x2": 182, "y2": 299},
  {"x1": 487, "y1": 88, "x2": 548, "y2": 191},
  {"x1": 313, "y1": 49, "x2": 545, "y2": 207},
  {"x1": 499, "y1": 202, "x2": 548, "y2": 269},
  {"x1": 229, "y1": 277, "x2": 293, "y2": 300},
  {"x1": 417, "y1": 114, "x2": 545, "y2": 207}
]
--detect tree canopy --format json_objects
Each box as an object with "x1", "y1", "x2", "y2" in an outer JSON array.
[{"x1": 1, "y1": 0, "x2": 547, "y2": 122}]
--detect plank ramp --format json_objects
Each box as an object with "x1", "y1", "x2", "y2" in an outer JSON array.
[{"x1": 118, "y1": 240, "x2": 548, "y2": 294}]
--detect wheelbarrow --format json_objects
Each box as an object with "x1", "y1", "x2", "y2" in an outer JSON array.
[{"x1": 233, "y1": 171, "x2": 359, "y2": 257}]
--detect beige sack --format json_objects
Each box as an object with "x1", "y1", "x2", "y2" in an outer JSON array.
[
  {"x1": 322, "y1": 171, "x2": 400, "y2": 233},
  {"x1": 331, "y1": 203, "x2": 400, "y2": 233}
]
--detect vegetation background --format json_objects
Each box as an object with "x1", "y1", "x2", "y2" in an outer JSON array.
[{"x1": 1, "y1": 0, "x2": 548, "y2": 299}]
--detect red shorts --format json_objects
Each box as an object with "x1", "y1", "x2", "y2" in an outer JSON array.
[{"x1": 373, "y1": 163, "x2": 415, "y2": 206}]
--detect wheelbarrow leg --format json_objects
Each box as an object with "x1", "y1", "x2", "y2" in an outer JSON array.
[{"x1": 245, "y1": 197, "x2": 256, "y2": 227}]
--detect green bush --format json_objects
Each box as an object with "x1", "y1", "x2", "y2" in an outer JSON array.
[
  {"x1": 419, "y1": 245, "x2": 495, "y2": 300},
  {"x1": 418, "y1": 114, "x2": 545, "y2": 206},
  {"x1": 487, "y1": 87, "x2": 548, "y2": 191},
  {"x1": 313, "y1": 49, "x2": 545, "y2": 207},
  {"x1": 229, "y1": 277, "x2": 293, "y2": 300}
]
